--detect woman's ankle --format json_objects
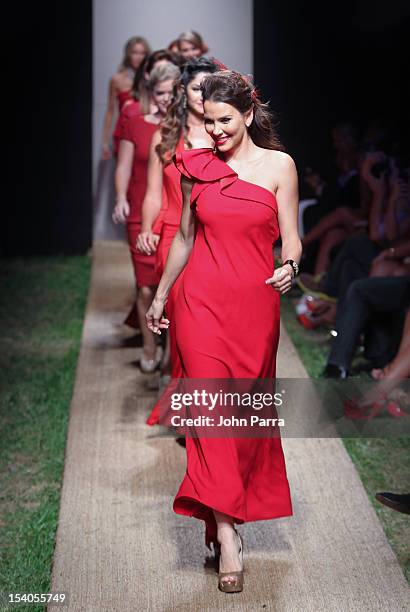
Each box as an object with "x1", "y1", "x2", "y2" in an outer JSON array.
[
  {"x1": 217, "y1": 525, "x2": 237, "y2": 544},
  {"x1": 142, "y1": 344, "x2": 157, "y2": 360}
]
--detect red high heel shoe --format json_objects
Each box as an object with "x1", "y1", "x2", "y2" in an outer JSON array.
[
  {"x1": 298, "y1": 313, "x2": 316, "y2": 329},
  {"x1": 297, "y1": 311, "x2": 334, "y2": 330},
  {"x1": 343, "y1": 397, "x2": 386, "y2": 420},
  {"x1": 306, "y1": 299, "x2": 332, "y2": 315},
  {"x1": 386, "y1": 400, "x2": 409, "y2": 418}
]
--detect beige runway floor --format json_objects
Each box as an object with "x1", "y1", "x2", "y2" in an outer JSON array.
[{"x1": 49, "y1": 241, "x2": 410, "y2": 611}]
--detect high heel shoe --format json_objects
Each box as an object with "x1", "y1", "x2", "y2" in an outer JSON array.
[
  {"x1": 140, "y1": 348, "x2": 161, "y2": 373},
  {"x1": 218, "y1": 529, "x2": 244, "y2": 593},
  {"x1": 343, "y1": 397, "x2": 385, "y2": 420}
]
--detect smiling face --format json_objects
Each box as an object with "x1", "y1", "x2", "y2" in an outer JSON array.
[
  {"x1": 186, "y1": 72, "x2": 211, "y2": 116},
  {"x1": 179, "y1": 40, "x2": 202, "y2": 59},
  {"x1": 204, "y1": 100, "x2": 253, "y2": 152},
  {"x1": 152, "y1": 78, "x2": 174, "y2": 115},
  {"x1": 129, "y1": 43, "x2": 147, "y2": 69}
]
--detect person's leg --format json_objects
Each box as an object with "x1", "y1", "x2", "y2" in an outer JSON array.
[
  {"x1": 327, "y1": 279, "x2": 370, "y2": 369},
  {"x1": 137, "y1": 285, "x2": 157, "y2": 360},
  {"x1": 303, "y1": 206, "x2": 356, "y2": 248},
  {"x1": 324, "y1": 234, "x2": 379, "y2": 297},
  {"x1": 213, "y1": 509, "x2": 242, "y2": 586},
  {"x1": 328, "y1": 277, "x2": 410, "y2": 370},
  {"x1": 314, "y1": 227, "x2": 348, "y2": 275}
]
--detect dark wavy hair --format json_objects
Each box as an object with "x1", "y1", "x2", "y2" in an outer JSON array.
[
  {"x1": 132, "y1": 49, "x2": 182, "y2": 100},
  {"x1": 200, "y1": 70, "x2": 284, "y2": 151},
  {"x1": 156, "y1": 57, "x2": 221, "y2": 163}
]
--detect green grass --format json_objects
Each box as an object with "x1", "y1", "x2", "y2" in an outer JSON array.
[
  {"x1": 0, "y1": 256, "x2": 91, "y2": 612},
  {"x1": 281, "y1": 290, "x2": 410, "y2": 582}
]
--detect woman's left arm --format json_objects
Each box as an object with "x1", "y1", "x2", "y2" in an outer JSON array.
[{"x1": 266, "y1": 153, "x2": 302, "y2": 294}]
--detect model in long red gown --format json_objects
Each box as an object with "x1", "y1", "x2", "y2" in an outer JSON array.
[
  {"x1": 122, "y1": 115, "x2": 159, "y2": 291},
  {"x1": 145, "y1": 141, "x2": 185, "y2": 426},
  {"x1": 172, "y1": 147, "x2": 293, "y2": 548}
]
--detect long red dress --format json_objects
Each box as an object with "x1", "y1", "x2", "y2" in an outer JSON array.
[
  {"x1": 122, "y1": 115, "x2": 159, "y2": 288},
  {"x1": 145, "y1": 141, "x2": 185, "y2": 426},
  {"x1": 172, "y1": 148, "x2": 293, "y2": 548}
]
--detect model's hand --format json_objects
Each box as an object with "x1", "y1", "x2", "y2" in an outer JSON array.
[
  {"x1": 102, "y1": 143, "x2": 112, "y2": 160},
  {"x1": 112, "y1": 199, "x2": 130, "y2": 224},
  {"x1": 265, "y1": 265, "x2": 293, "y2": 294},
  {"x1": 137, "y1": 230, "x2": 160, "y2": 254},
  {"x1": 146, "y1": 297, "x2": 170, "y2": 335}
]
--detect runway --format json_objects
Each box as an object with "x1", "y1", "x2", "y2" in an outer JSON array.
[{"x1": 49, "y1": 240, "x2": 410, "y2": 611}]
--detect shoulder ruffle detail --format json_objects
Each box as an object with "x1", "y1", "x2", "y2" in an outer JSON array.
[
  {"x1": 173, "y1": 148, "x2": 277, "y2": 213},
  {"x1": 174, "y1": 148, "x2": 235, "y2": 182}
]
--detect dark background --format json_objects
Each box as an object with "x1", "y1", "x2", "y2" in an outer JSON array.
[
  {"x1": 5, "y1": 1, "x2": 92, "y2": 256},
  {"x1": 4, "y1": 0, "x2": 409, "y2": 255},
  {"x1": 254, "y1": 0, "x2": 410, "y2": 178}
]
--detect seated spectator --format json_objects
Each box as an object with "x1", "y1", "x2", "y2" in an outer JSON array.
[
  {"x1": 296, "y1": 235, "x2": 410, "y2": 332},
  {"x1": 297, "y1": 149, "x2": 410, "y2": 303},
  {"x1": 322, "y1": 274, "x2": 410, "y2": 378},
  {"x1": 301, "y1": 121, "x2": 361, "y2": 272}
]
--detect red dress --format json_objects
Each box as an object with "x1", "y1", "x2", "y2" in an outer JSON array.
[
  {"x1": 145, "y1": 142, "x2": 185, "y2": 426},
  {"x1": 172, "y1": 148, "x2": 293, "y2": 547},
  {"x1": 113, "y1": 99, "x2": 141, "y2": 157},
  {"x1": 122, "y1": 115, "x2": 159, "y2": 288},
  {"x1": 156, "y1": 140, "x2": 185, "y2": 277},
  {"x1": 117, "y1": 89, "x2": 133, "y2": 110}
]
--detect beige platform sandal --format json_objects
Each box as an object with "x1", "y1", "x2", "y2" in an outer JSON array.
[{"x1": 218, "y1": 529, "x2": 244, "y2": 593}]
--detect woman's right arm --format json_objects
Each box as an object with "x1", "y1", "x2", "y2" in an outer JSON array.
[
  {"x1": 137, "y1": 131, "x2": 164, "y2": 254},
  {"x1": 101, "y1": 77, "x2": 117, "y2": 160},
  {"x1": 113, "y1": 139, "x2": 134, "y2": 224},
  {"x1": 146, "y1": 176, "x2": 195, "y2": 334}
]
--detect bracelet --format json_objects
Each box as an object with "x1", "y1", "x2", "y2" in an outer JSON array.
[{"x1": 282, "y1": 259, "x2": 299, "y2": 277}]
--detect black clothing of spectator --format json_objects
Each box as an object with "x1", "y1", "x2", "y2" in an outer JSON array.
[{"x1": 327, "y1": 276, "x2": 410, "y2": 371}]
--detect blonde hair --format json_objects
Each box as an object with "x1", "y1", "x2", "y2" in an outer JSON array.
[
  {"x1": 140, "y1": 62, "x2": 181, "y2": 115},
  {"x1": 119, "y1": 36, "x2": 150, "y2": 70},
  {"x1": 177, "y1": 30, "x2": 209, "y2": 55}
]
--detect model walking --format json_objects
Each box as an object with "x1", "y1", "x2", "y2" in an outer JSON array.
[
  {"x1": 146, "y1": 70, "x2": 301, "y2": 592},
  {"x1": 136, "y1": 58, "x2": 220, "y2": 410},
  {"x1": 101, "y1": 36, "x2": 150, "y2": 160},
  {"x1": 113, "y1": 62, "x2": 180, "y2": 371}
]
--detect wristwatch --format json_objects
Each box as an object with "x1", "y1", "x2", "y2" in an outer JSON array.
[{"x1": 282, "y1": 259, "x2": 299, "y2": 278}]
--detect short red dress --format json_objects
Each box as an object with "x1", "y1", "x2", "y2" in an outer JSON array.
[
  {"x1": 113, "y1": 98, "x2": 141, "y2": 157},
  {"x1": 122, "y1": 115, "x2": 159, "y2": 288},
  {"x1": 172, "y1": 148, "x2": 293, "y2": 547}
]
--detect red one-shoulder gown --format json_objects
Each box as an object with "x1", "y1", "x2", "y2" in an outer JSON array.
[{"x1": 172, "y1": 148, "x2": 293, "y2": 548}]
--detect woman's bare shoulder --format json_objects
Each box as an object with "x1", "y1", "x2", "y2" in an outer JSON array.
[
  {"x1": 264, "y1": 149, "x2": 296, "y2": 171},
  {"x1": 111, "y1": 70, "x2": 128, "y2": 86}
]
